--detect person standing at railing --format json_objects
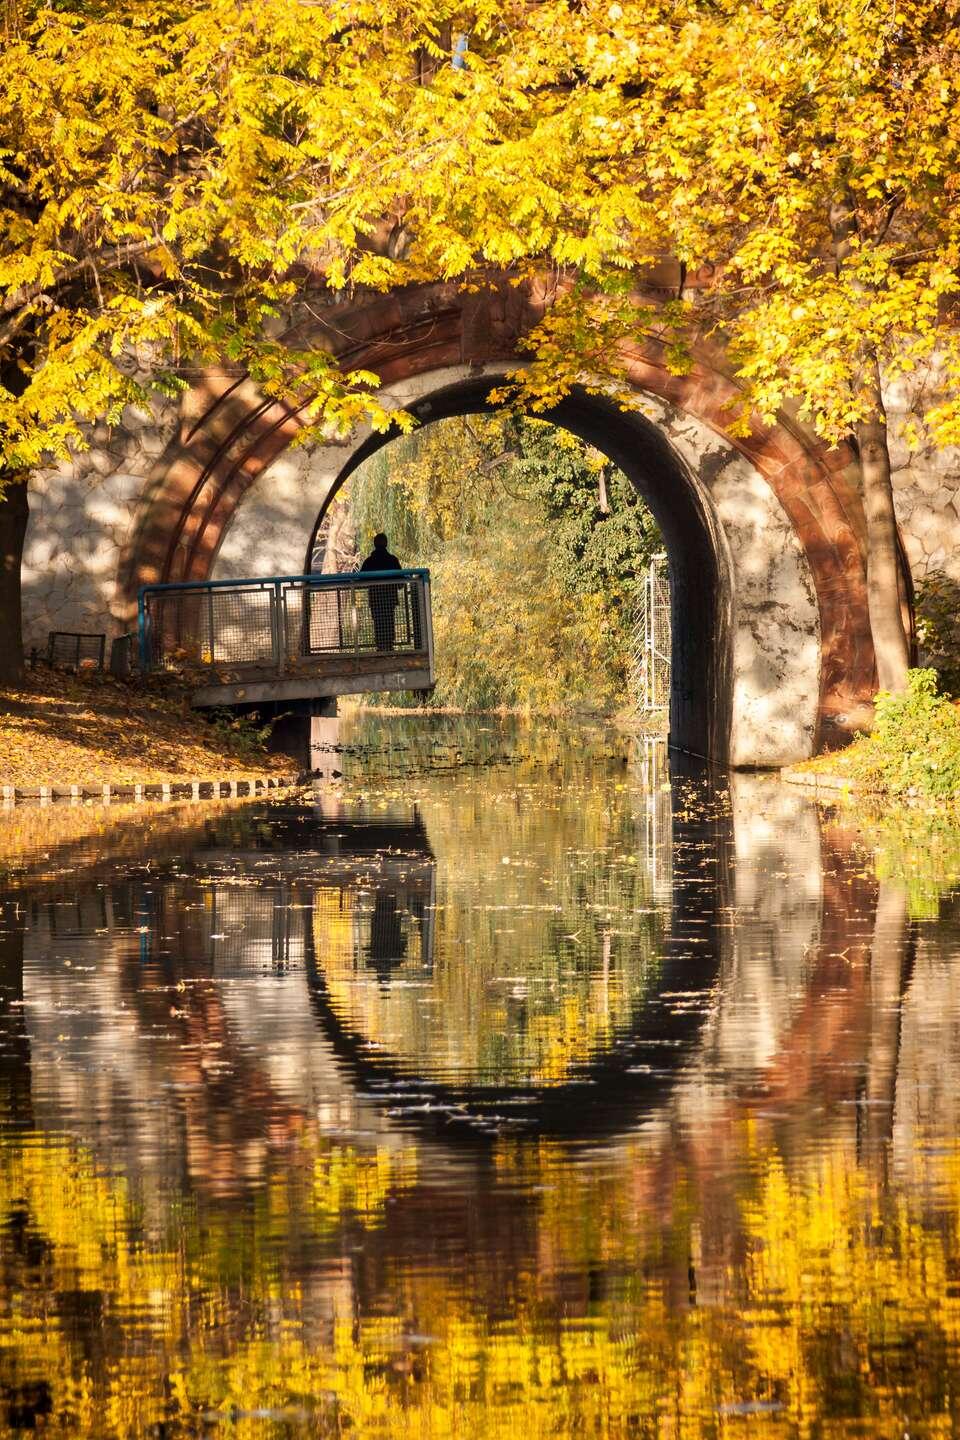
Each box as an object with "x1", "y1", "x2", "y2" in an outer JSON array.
[{"x1": 360, "y1": 533, "x2": 402, "y2": 651}]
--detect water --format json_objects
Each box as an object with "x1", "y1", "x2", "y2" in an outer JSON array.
[{"x1": 0, "y1": 715, "x2": 958, "y2": 1436}]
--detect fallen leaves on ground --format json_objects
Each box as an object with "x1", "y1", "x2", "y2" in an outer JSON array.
[{"x1": 0, "y1": 668, "x2": 295, "y2": 785}]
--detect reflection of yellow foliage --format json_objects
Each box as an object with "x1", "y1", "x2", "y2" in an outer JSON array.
[
  {"x1": 850, "y1": 807, "x2": 960, "y2": 920},
  {"x1": 313, "y1": 1146, "x2": 418, "y2": 1227},
  {"x1": 523, "y1": 991, "x2": 615, "y2": 1083},
  {"x1": 0, "y1": 1137, "x2": 179, "y2": 1308},
  {"x1": 8, "y1": 1118, "x2": 960, "y2": 1437}
]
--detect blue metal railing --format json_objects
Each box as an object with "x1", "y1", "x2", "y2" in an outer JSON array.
[{"x1": 138, "y1": 570, "x2": 434, "y2": 686}]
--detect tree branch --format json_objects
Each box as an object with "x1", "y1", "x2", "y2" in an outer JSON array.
[
  {"x1": 0, "y1": 294, "x2": 51, "y2": 353},
  {"x1": 0, "y1": 236, "x2": 168, "y2": 322}
]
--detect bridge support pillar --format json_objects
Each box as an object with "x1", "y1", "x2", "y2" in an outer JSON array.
[
  {"x1": 234, "y1": 696, "x2": 339, "y2": 779},
  {"x1": 309, "y1": 704, "x2": 341, "y2": 781}
]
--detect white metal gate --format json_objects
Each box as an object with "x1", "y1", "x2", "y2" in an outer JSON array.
[{"x1": 632, "y1": 553, "x2": 671, "y2": 719}]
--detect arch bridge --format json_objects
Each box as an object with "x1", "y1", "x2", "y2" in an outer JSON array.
[
  {"x1": 139, "y1": 567, "x2": 436, "y2": 709},
  {"x1": 25, "y1": 276, "x2": 900, "y2": 766}
]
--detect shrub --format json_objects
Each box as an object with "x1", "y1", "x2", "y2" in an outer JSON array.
[
  {"x1": 864, "y1": 668, "x2": 960, "y2": 798},
  {"x1": 915, "y1": 572, "x2": 960, "y2": 697},
  {"x1": 205, "y1": 709, "x2": 273, "y2": 759}
]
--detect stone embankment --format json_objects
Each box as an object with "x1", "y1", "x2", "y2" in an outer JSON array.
[
  {"x1": 781, "y1": 765, "x2": 861, "y2": 793},
  {"x1": 0, "y1": 668, "x2": 298, "y2": 804},
  {"x1": 2, "y1": 775, "x2": 296, "y2": 807}
]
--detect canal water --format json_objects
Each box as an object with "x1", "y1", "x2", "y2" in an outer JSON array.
[{"x1": 1, "y1": 714, "x2": 959, "y2": 1437}]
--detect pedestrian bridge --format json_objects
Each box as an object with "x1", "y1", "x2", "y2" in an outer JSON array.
[{"x1": 139, "y1": 569, "x2": 434, "y2": 709}]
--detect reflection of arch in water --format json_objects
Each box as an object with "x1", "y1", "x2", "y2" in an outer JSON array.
[
  {"x1": 147, "y1": 796, "x2": 723, "y2": 1141},
  {"x1": 303, "y1": 797, "x2": 728, "y2": 1144}
]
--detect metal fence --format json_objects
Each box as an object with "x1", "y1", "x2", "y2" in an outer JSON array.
[
  {"x1": 139, "y1": 570, "x2": 433, "y2": 681},
  {"x1": 632, "y1": 554, "x2": 671, "y2": 718},
  {"x1": 47, "y1": 631, "x2": 106, "y2": 670}
]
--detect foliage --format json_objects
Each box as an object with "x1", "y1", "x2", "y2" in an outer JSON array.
[
  {"x1": 509, "y1": 419, "x2": 661, "y2": 604},
  {"x1": 469, "y1": 0, "x2": 960, "y2": 452},
  {"x1": 8, "y1": 0, "x2": 960, "y2": 461},
  {"x1": 0, "y1": 0, "x2": 427, "y2": 470},
  {"x1": 856, "y1": 808, "x2": 960, "y2": 919},
  {"x1": 860, "y1": 668, "x2": 960, "y2": 799},
  {"x1": 427, "y1": 520, "x2": 627, "y2": 712},
  {"x1": 347, "y1": 416, "x2": 660, "y2": 711},
  {"x1": 204, "y1": 708, "x2": 273, "y2": 759},
  {"x1": 916, "y1": 571, "x2": 960, "y2": 697}
]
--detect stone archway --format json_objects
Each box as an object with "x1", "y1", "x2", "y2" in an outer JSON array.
[{"x1": 118, "y1": 280, "x2": 879, "y2": 765}]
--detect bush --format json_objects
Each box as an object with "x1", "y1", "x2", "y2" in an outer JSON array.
[
  {"x1": 864, "y1": 668, "x2": 960, "y2": 798},
  {"x1": 205, "y1": 708, "x2": 273, "y2": 759},
  {"x1": 915, "y1": 571, "x2": 960, "y2": 697}
]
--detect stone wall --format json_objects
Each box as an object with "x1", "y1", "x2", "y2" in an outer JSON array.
[
  {"x1": 23, "y1": 398, "x2": 179, "y2": 652},
  {"x1": 630, "y1": 396, "x2": 821, "y2": 767}
]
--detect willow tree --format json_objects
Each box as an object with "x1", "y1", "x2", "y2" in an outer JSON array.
[{"x1": 346, "y1": 414, "x2": 660, "y2": 709}]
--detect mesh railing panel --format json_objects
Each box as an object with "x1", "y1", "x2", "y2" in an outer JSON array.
[
  {"x1": 142, "y1": 573, "x2": 429, "y2": 675},
  {"x1": 209, "y1": 587, "x2": 275, "y2": 664},
  {"x1": 147, "y1": 587, "x2": 276, "y2": 666},
  {"x1": 291, "y1": 579, "x2": 420, "y2": 657},
  {"x1": 47, "y1": 631, "x2": 106, "y2": 669}
]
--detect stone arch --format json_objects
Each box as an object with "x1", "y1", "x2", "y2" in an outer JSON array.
[
  {"x1": 119, "y1": 280, "x2": 879, "y2": 763},
  {"x1": 303, "y1": 373, "x2": 736, "y2": 761}
]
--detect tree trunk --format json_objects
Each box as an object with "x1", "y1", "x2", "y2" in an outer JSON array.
[
  {"x1": 0, "y1": 898, "x2": 32, "y2": 1128},
  {"x1": 830, "y1": 189, "x2": 911, "y2": 693},
  {"x1": 0, "y1": 477, "x2": 28, "y2": 685},
  {"x1": 862, "y1": 882, "x2": 912, "y2": 1161},
  {"x1": 855, "y1": 373, "x2": 910, "y2": 693}
]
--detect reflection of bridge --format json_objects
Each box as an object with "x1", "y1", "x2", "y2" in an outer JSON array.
[
  {"x1": 138, "y1": 568, "x2": 434, "y2": 709},
  {"x1": 10, "y1": 767, "x2": 921, "y2": 1190},
  {"x1": 152, "y1": 797, "x2": 725, "y2": 1141},
  {"x1": 190, "y1": 813, "x2": 437, "y2": 982}
]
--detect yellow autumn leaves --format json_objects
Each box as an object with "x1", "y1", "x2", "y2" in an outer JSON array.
[{"x1": 6, "y1": 0, "x2": 960, "y2": 463}]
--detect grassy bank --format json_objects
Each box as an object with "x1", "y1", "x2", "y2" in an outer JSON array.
[
  {"x1": 0, "y1": 667, "x2": 293, "y2": 787},
  {"x1": 789, "y1": 668, "x2": 960, "y2": 804}
]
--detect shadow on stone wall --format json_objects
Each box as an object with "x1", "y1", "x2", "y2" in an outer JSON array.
[{"x1": 915, "y1": 569, "x2": 960, "y2": 695}]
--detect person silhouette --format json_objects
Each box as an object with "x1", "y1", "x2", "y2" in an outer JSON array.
[
  {"x1": 360, "y1": 532, "x2": 402, "y2": 651},
  {"x1": 366, "y1": 889, "x2": 408, "y2": 985}
]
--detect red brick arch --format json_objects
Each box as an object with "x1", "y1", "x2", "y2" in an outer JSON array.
[{"x1": 119, "y1": 279, "x2": 878, "y2": 753}]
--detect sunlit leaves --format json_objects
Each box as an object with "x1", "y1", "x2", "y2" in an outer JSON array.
[
  {"x1": 8, "y1": 0, "x2": 960, "y2": 474},
  {"x1": 346, "y1": 414, "x2": 659, "y2": 709}
]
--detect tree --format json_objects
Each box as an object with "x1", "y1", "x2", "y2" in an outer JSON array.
[
  {"x1": 290, "y1": 0, "x2": 960, "y2": 694},
  {"x1": 583, "y1": 0, "x2": 960, "y2": 693},
  {"x1": 513, "y1": 0, "x2": 960, "y2": 692},
  {"x1": 0, "y1": 0, "x2": 432, "y2": 680},
  {"x1": 7, "y1": 0, "x2": 960, "y2": 695},
  {"x1": 346, "y1": 414, "x2": 660, "y2": 709}
]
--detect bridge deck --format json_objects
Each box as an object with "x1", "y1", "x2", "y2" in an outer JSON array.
[{"x1": 139, "y1": 570, "x2": 435, "y2": 708}]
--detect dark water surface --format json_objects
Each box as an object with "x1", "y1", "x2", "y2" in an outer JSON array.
[{"x1": 1, "y1": 715, "x2": 959, "y2": 1437}]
